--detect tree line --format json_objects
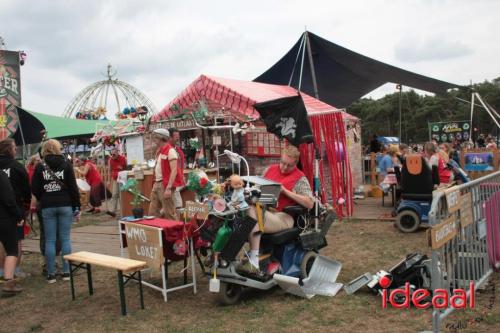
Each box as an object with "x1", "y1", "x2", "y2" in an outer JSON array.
[{"x1": 348, "y1": 77, "x2": 500, "y2": 144}]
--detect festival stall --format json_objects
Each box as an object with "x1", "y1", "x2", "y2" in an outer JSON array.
[{"x1": 151, "y1": 75, "x2": 357, "y2": 216}]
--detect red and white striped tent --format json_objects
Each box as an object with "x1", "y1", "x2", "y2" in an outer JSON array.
[{"x1": 152, "y1": 75, "x2": 356, "y2": 216}]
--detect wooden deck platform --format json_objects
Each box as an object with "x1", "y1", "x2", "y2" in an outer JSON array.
[
  {"x1": 350, "y1": 196, "x2": 395, "y2": 221},
  {"x1": 23, "y1": 220, "x2": 122, "y2": 256}
]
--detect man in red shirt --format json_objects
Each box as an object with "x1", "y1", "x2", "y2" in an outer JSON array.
[
  {"x1": 107, "y1": 148, "x2": 127, "y2": 217},
  {"x1": 148, "y1": 129, "x2": 184, "y2": 220},
  {"x1": 168, "y1": 128, "x2": 185, "y2": 209},
  {"x1": 75, "y1": 157, "x2": 105, "y2": 213},
  {"x1": 246, "y1": 145, "x2": 314, "y2": 270}
]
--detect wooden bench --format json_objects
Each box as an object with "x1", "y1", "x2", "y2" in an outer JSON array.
[{"x1": 64, "y1": 251, "x2": 147, "y2": 316}]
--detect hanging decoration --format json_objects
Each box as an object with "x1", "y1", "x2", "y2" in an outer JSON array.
[
  {"x1": 116, "y1": 105, "x2": 149, "y2": 120},
  {"x1": 75, "y1": 106, "x2": 108, "y2": 120}
]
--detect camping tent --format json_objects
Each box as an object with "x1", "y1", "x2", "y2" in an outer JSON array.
[
  {"x1": 12, "y1": 106, "x2": 114, "y2": 145},
  {"x1": 255, "y1": 31, "x2": 462, "y2": 108},
  {"x1": 152, "y1": 74, "x2": 356, "y2": 216}
]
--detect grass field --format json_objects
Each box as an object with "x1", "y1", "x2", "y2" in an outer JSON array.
[{"x1": 1, "y1": 217, "x2": 499, "y2": 333}]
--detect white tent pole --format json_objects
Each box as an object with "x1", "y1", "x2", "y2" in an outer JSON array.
[
  {"x1": 288, "y1": 33, "x2": 306, "y2": 86},
  {"x1": 476, "y1": 92, "x2": 500, "y2": 129},
  {"x1": 469, "y1": 92, "x2": 475, "y2": 141},
  {"x1": 297, "y1": 32, "x2": 307, "y2": 92}
]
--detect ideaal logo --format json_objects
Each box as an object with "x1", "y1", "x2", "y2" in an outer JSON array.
[{"x1": 380, "y1": 280, "x2": 475, "y2": 309}]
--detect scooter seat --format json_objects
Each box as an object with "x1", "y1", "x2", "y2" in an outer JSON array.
[
  {"x1": 283, "y1": 205, "x2": 308, "y2": 217},
  {"x1": 261, "y1": 227, "x2": 301, "y2": 245}
]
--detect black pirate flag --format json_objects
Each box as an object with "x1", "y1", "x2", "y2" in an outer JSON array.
[{"x1": 254, "y1": 94, "x2": 313, "y2": 147}]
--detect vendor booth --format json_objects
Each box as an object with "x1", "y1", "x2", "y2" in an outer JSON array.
[{"x1": 151, "y1": 75, "x2": 357, "y2": 216}]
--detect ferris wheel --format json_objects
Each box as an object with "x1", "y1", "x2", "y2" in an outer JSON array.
[{"x1": 62, "y1": 64, "x2": 158, "y2": 120}]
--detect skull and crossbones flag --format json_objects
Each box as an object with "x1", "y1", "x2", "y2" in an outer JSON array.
[{"x1": 254, "y1": 94, "x2": 313, "y2": 147}]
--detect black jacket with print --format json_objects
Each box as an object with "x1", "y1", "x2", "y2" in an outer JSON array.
[
  {"x1": 31, "y1": 154, "x2": 80, "y2": 211},
  {"x1": 0, "y1": 154, "x2": 31, "y2": 213}
]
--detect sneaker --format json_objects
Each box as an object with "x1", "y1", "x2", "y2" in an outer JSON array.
[
  {"x1": 46, "y1": 274, "x2": 57, "y2": 284},
  {"x1": 92, "y1": 208, "x2": 101, "y2": 214},
  {"x1": 62, "y1": 273, "x2": 71, "y2": 281},
  {"x1": 85, "y1": 207, "x2": 95, "y2": 213},
  {"x1": 105, "y1": 211, "x2": 117, "y2": 218}
]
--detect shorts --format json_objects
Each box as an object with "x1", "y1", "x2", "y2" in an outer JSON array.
[
  {"x1": 17, "y1": 225, "x2": 25, "y2": 240},
  {"x1": 0, "y1": 225, "x2": 19, "y2": 256}
]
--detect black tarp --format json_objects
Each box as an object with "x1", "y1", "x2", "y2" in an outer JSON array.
[{"x1": 255, "y1": 31, "x2": 462, "y2": 108}]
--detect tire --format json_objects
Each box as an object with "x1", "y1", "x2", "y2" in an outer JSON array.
[
  {"x1": 300, "y1": 251, "x2": 318, "y2": 278},
  {"x1": 217, "y1": 282, "x2": 242, "y2": 305},
  {"x1": 396, "y1": 210, "x2": 420, "y2": 233}
]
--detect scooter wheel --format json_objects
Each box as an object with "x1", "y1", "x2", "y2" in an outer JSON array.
[
  {"x1": 217, "y1": 282, "x2": 242, "y2": 305},
  {"x1": 395, "y1": 210, "x2": 420, "y2": 233},
  {"x1": 300, "y1": 251, "x2": 317, "y2": 278}
]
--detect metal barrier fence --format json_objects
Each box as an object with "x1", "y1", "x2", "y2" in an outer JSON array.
[{"x1": 428, "y1": 171, "x2": 500, "y2": 332}]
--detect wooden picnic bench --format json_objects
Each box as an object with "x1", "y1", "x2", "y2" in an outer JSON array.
[{"x1": 64, "y1": 251, "x2": 147, "y2": 316}]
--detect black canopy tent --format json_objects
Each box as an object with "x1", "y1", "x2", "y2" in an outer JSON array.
[{"x1": 255, "y1": 31, "x2": 462, "y2": 108}]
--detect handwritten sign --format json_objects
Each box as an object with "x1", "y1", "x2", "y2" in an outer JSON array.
[
  {"x1": 445, "y1": 187, "x2": 461, "y2": 213},
  {"x1": 459, "y1": 192, "x2": 473, "y2": 228},
  {"x1": 124, "y1": 222, "x2": 163, "y2": 270},
  {"x1": 429, "y1": 216, "x2": 457, "y2": 249},
  {"x1": 125, "y1": 135, "x2": 144, "y2": 165},
  {"x1": 185, "y1": 201, "x2": 209, "y2": 219}
]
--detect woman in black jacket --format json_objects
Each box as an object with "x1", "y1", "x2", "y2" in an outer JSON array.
[
  {"x1": 32, "y1": 139, "x2": 80, "y2": 283},
  {"x1": 0, "y1": 170, "x2": 24, "y2": 293}
]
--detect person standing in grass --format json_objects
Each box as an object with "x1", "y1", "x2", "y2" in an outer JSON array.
[
  {"x1": 32, "y1": 139, "x2": 80, "y2": 283},
  {"x1": 0, "y1": 170, "x2": 24, "y2": 294},
  {"x1": 106, "y1": 147, "x2": 127, "y2": 217},
  {"x1": 0, "y1": 138, "x2": 31, "y2": 279}
]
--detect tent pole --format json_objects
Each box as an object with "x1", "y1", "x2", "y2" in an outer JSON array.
[
  {"x1": 469, "y1": 92, "x2": 475, "y2": 142},
  {"x1": 288, "y1": 33, "x2": 306, "y2": 86},
  {"x1": 14, "y1": 106, "x2": 28, "y2": 162},
  {"x1": 305, "y1": 31, "x2": 320, "y2": 99},
  {"x1": 476, "y1": 93, "x2": 500, "y2": 129},
  {"x1": 297, "y1": 32, "x2": 307, "y2": 92}
]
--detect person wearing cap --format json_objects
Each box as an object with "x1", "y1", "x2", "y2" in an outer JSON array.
[
  {"x1": 106, "y1": 147, "x2": 127, "y2": 217},
  {"x1": 149, "y1": 129, "x2": 185, "y2": 220}
]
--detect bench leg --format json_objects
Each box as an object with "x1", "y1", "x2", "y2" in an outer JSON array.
[
  {"x1": 138, "y1": 270, "x2": 144, "y2": 310},
  {"x1": 69, "y1": 261, "x2": 76, "y2": 300},
  {"x1": 117, "y1": 270, "x2": 127, "y2": 316},
  {"x1": 86, "y1": 264, "x2": 94, "y2": 296}
]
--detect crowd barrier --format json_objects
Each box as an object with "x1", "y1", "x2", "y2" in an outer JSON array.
[{"x1": 428, "y1": 171, "x2": 500, "y2": 332}]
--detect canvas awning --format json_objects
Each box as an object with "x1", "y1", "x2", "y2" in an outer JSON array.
[
  {"x1": 255, "y1": 31, "x2": 462, "y2": 108},
  {"x1": 151, "y1": 75, "x2": 358, "y2": 122},
  {"x1": 12, "y1": 106, "x2": 114, "y2": 144}
]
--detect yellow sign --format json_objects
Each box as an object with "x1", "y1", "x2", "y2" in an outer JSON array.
[
  {"x1": 185, "y1": 201, "x2": 209, "y2": 219},
  {"x1": 459, "y1": 192, "x2": 473, "y2": 228},
  {"x1": 445, "y1": 187, "x2": 461, "y2": 213},
  {"x1": 124, "y1": 222, "x2": 164, "y2": 270},
  {"x1": 429, "y1": 216, "x2": 457, "y2": 249}
]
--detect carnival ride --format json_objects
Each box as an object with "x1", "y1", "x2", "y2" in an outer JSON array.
[{"x1": 62, "y1": 64, "x2": 157, "y2": 121}]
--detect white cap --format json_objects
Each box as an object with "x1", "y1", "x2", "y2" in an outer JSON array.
[{"x1": 153, "y1": 128, "x2": 170, "y2": 138}]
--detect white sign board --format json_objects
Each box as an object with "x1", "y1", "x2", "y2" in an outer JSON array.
[{"x1": 125, "y1": 135, "x2": 144, "y2": 165}]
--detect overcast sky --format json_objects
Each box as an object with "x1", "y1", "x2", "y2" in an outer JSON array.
[{"x1": 1, "y1": 0, "x2": 499, "y2": 117}]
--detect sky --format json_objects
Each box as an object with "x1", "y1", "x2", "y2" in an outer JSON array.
[{"x1": 1, "y1": 0, "x2": 499, "y2": 117}]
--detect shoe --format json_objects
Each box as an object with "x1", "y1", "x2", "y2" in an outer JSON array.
[
  {"x1": 85, "y1": 207, "x2": 95, "y2": 213},
  {"x1": 2, "y1": 279, "x2": 23, "y2": 293},
  {"x1": 62, "y1": 273, "x2": 71, "y2": 281},
  {"x1": 92, "y1": 208, "x2": 101, "y2": 214},
  {"x1": 105, "y1": 211, "x2": 117, "y2": 218},
  {"x1": 46, "y1": 274, "x2": 57, "y2": 284}
]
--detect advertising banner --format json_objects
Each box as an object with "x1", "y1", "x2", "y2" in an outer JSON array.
[
  {"x1": 428, "y1": 121, "x2": 470, "y2": 143},
  {"x1": 0, "y1": 50, "x2": 21, "y2": 140}
]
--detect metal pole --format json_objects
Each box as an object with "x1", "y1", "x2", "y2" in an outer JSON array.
[
  {"x1": 297, "y1": 32, "x2": 307, "y2": 92},
  {"x1": 470, "y1": 92, "x2": 475, "y2": 142},
  {"x1": 398, "y1": 84, "x2": 402, "y2": 141},
  {"x1": 288, "y1": 34, "x2": 306, "y2": 86},
  {"x1": 305, "y1": 32, "x2": 320, "y2": 99}
]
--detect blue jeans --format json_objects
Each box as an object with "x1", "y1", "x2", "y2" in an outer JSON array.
[{"x1": 42, "y1": 206, "x2": 73, "y2": 275}]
